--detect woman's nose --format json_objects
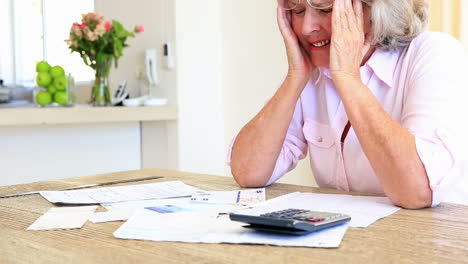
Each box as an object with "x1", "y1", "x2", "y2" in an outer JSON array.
[{"x1": 301, "y1": 10, "x2": 322, "y2": 35}]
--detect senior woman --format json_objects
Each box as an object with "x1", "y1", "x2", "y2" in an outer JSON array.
[{"x1": 228, "y1": 0, "x2": 467, "y2": 209}]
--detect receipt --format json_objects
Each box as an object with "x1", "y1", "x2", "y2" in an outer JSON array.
[{"x1": 27, "y1": 206, "x2": 98, "y2": 231}]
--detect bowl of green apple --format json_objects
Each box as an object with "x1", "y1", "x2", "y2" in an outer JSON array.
[{"x1": 35, "y1": 61, "x2": 75, "y2": 107}]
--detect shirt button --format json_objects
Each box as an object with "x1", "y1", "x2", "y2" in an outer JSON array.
[{"x1": 317, "y1": 137, "x2": 323, "y2": 143}]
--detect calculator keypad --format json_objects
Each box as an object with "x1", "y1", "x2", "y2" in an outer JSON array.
[{"x1": 260, "y1": 209, "x2": 347, "y2": 224}]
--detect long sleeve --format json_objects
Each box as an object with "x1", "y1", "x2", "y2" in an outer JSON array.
[
  {"x1": 226, "y1": 97, "x2": 309, "y2": 185},
  {"x1": 266, "y1": 97, "x2": 308, "y2": 185},
  {"x1": 401, "y1": 32, "x2": 468, "y2": 206}
]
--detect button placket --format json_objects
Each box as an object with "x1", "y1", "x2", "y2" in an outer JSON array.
[
  {"x1": 335, "y1": 149, "x2": 350, "y2": 191},
  {"x1": 336, "y1": 67, "x2": 374, "y2": 192}
]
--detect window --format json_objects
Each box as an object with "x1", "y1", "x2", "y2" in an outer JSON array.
[{"x1": 0, "y1": 0, "x2": 95, "y2": 88}]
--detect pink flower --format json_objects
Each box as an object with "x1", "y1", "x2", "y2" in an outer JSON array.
[
  {"x1": 95, "y1": 23, "x2": 107, "y2": 37},
  {"x1": 93, "y1": 13, "x2": 105, "y2": 22},
  {"x1": 83, "y1": 12, "x2": 104, "y2": 23},
  {"x1": 68, "y1": 12, "x2": 143, "y2": 69},
  {"x1": 71, "y1": 24, "x2": 82, "y2": 37},
  {"x1": 135, "y1": 25, "x2": 144, "y2": 33},
  {"x1": 84, "y1": 29, "x2": 98, "y2": 41},
  {"x1": 104, "y1": 21, "x2": 113, "y2": 31},
  {"x1": 65, "y1": 39, "x2": 78, "y2": 49}
]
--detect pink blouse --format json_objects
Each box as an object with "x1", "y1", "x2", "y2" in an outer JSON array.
[{"x1": 228, "y1": 32, "x2": 468, "y2": 206}]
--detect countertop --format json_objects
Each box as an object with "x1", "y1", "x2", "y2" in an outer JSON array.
[{"x1": 0, "y1": 102, "x2": 178, "y2": 126}]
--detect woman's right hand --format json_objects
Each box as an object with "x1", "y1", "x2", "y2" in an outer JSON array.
[{"x1": 277, "y1": 6, "x2": 314, "y2": 83}]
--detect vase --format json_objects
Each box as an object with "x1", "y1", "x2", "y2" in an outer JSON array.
[{"x1": 90, "y1": 58, "x2": 113, "y2": 106}]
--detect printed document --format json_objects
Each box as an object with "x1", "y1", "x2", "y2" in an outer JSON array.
[
  {"x1": 40, "y1": 181, "x2": 204, "y2": 204},
  {"x1": 241, "y1": 192, "x2": 400, "y2": 228},
  {"x1": 27, "y1": 206, "x2": 98, "y2": 231},
  {"x1": 113, "y1": 192, "x2": 400, "y2": 247},
  {"x1": 100, "y1": 197, "x2": 244, "y2": 222},
  {"x1": 114, "y1": 209, "x2": 348, "y2": 248},
  {"x1": 190, "y1": 188, "x2": 266, "y2": 205}
]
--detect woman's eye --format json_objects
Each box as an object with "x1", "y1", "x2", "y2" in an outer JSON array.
[
  {"x1": 294, "y1": 8, "x2": 306, "y2": 14},
  {"x1": 320, "y1": 8, "x2": 333, "y2": 14},
  {"x1": 292, "y1": 4, "x2": 306, "y2": 15}
]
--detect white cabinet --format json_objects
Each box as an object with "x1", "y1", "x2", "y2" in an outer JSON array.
[{"x1": 0, "y1": 105, "x2": 177, "y2": 186}]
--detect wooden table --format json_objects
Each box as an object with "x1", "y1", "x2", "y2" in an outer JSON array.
[{"x1": 1, "y1": 169, "x2": 467, "y2": 264}]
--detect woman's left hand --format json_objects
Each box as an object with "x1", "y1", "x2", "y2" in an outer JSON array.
[{"x1": 329, "y1": 0, "x2": 371, "y2": 82}]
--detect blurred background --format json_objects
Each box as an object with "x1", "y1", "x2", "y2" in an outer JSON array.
[{"x1": 0, "y1": 0, "x2": 466, "y2": 187}]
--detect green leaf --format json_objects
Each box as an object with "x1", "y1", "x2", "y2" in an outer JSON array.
[{"x1": 112, "y1": 20, "x2": 128, "y2": 38}]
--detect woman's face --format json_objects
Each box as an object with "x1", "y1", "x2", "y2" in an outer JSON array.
[{"x1": 290, "y1": 1, "x2": 373, "y2": 67}]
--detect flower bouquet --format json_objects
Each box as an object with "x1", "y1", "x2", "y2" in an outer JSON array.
[{"x1": 66, "y1": 12, "x2": 143, "y2": 106}]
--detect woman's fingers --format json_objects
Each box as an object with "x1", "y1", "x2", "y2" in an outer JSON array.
[
  {"x1": 332, "y1": 0, "x2": 343, "y2": 32},
  {"x1": 353, "y1": 0, "x2": 364, "y2": 31},
  {"x1": 277, "y1": 7, "x2": 295, "y2": 43},
  {"x1": 276, "y1": 7, "x2": 287, "y2": 35},
  {"x1": 277, "y1": 6, "x2": 313, "y2": 77},
  {"x1": 330, "y1": 0, "x2": 371, "y2": 77},
  {"x1": 334, "y1": 0, "x2": 365, "y2": 34},
  {"x1": 343, "y1": 0, "x2": 355, "y2": 29},
  {"x1": 338, "y1": 0, "x2": 348, "y2": 30}
]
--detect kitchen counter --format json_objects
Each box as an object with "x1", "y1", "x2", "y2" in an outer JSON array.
[
  {"x1": 0, "y1": 103, "x2": 178, "y2": 126},
  {"x1": 0, "y1": 103, "x2": 178, "y2": 186}
]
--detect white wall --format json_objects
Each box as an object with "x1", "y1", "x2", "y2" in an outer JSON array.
[
  {"x1": 93, "y1": 0, "x2": 316, "y2": 186},
  {"x1": 94, "y1": 0, "x2": 227, "y2": 176},
  {"x1": 172, "y1": 0, "x2": 315, "y2": 185},
  {"x1": 94, "y1": 0, "x2": 180, "y2": 173},
  {"x1": 95, "y1": 0, "x2": 177, "y2": 103},
  {"x1": 174, "y1": 0, "x2": 226, "y2": 176},
  {"x1": 220, "y1": 1, "x2": 316, "y2": 186}
]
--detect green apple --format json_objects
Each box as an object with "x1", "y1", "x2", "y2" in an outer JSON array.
[
  {"x1": 36, "y1": 72, "x2": 52, "y2": 87},
  {"x1": 47, "y1": 85, "x2": 57, "y2": 94},
  {"x1": 54, "y1": 91, "x2": 68, "y2": 105},
  {"x1": 36, "y1": 61, "x2": 51, "y2": 73},
  {"x1": 53, "y1": 75, "x2": 68, "y2": 91},
  {"x1": 36, "y1": 91, "x2": 52, "y2": 106},
  {"x1": 50, "y1": 66, "x2": 65, "y2": 78}
]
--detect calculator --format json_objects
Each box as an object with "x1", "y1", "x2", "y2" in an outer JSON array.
[{"x1": 229, "y1": 209, "x2": 351, "y2": 235}]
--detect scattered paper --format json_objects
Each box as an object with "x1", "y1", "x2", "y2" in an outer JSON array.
[
  {"x1": 237, "y1": 192, "x2": 400, "y2": 228},
  {"x1": 89, "y1": 210, "x2": 134, "y2": 223},
  {"x1": 102, "y1": 197, "x2": 243, "y2": 215},
  {"x1": 190, "y1": 188, "x2": 266, "y2": 205},
  {"x1": 113, "y1": 192, "x2": 398, "y2": 247},
  {"x1": 27, "y1": 206, "x2": 98, "y2": 231},
  {"x1": 114, "y1": 209, "x2": 348, "y2": 248},
  {"x1": 40, "y1": 181, "x2": 205, "y2": 205},
  {"x1": 115, "y1": 211, "x2": 219, "y2": 241},
  {"x1": 146, "y1": 205, "x2": 192, "y2": 213}
]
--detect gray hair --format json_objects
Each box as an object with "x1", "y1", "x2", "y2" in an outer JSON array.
[{"x1": 366, "y1": 0, "x2": 429, "y2": 50}]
